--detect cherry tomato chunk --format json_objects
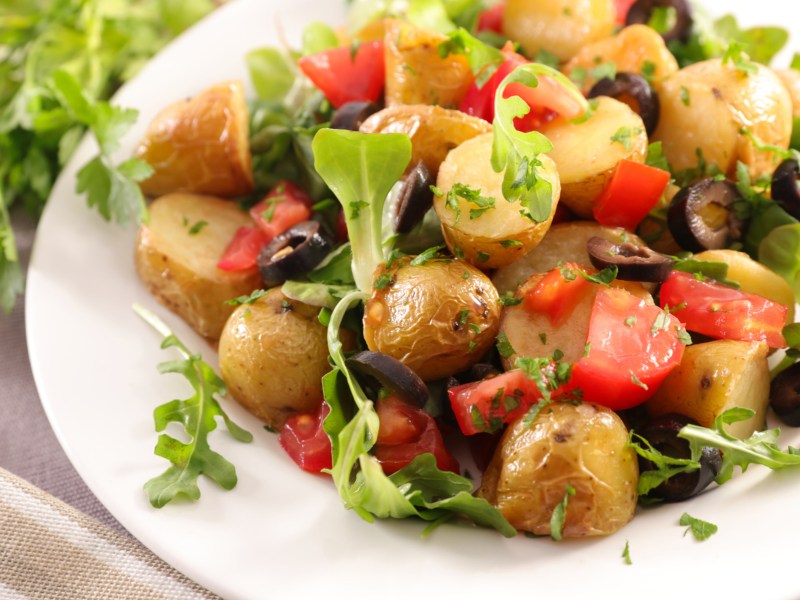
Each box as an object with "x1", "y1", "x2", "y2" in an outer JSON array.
[
  {"x1": 524, "y1": 262, "x2": 594, "y2": 326},
  {"x1": 298, "y1": 41, "x2": 385, "y2": 108},
  {"x1": 476, "y1": 2, "x2": 505, "y2": 34},
  {"x1": 593, "y1": 160, "x2": 671, "y2": 231},
  {"x1": 249, "y1": 180, "x2": 312, "y2": 239},
  {"x1": 217, "y1": 226, "x2": 271, "y2": 271},
  {"x1": 279, "y1": 402, "x2": 333, "y2": 474}
]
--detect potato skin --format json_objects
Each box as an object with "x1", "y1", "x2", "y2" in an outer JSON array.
[
  {"x1": 503, "y1": 0, "x2": 615, "y2": 62},
  {"x1": 136, "y1": 81, "x2": 253, "y2": 198},
  {"x1": 359, "y1": 104, "x2": 491, "y2": 177},
  {"x1": 134, "y1": 193, "x2": 262, "y2": 341},
  {"x1": 478, "y1": 401, "x2": 638, "y2": 538},
  {"x1": 363, "y1": 258, "x2": 500, "y2": 381},
  {"x1": 219, "y1": 289, "x2": 331, "y2": 429},
  {"x1": 775, "y1": 69, "x2": 800, "y2": 118}
]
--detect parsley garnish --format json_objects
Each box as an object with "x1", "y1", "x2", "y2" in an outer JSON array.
[
  {"x1": 496, "y1": 332, "x2": 517, "y2": 358},
  {"x1": 679, "y1": 86, "x2": 691, "y2": 106},
  {"x1": 722, "y1": 40, "x2": 757, "y2": 75},
  {"x1": 410, "y1": 245, "x2": 446, "y2": 266},
  {"x1": 550, "y1": 483, "x2": 576, "y2": 541},
  {"x1": 610, "y1": 126, "x2": 642, "y2": 151},
  {"x1": 622, "y1": 541, "x2": 633, "y2": 565},
  {"x1": 188, "y1": 220, "x2": 208, "y2": 235},
  {"x1": 680, "y1": 513, "x2": 718, "y2": 541}
]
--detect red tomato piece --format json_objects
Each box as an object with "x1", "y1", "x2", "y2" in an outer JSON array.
[
  {"x1": 249, "y1": 180, "x2": 313, "y2": 239},
  {"x1": 279, "y1": 402, "x2": 333, "y2": 474},
  {"x1": 297, "y1": 41, "x2": 385, "y2": 108},
  {"x1": 659, "y1": 271, "x2": 788, "y2": 348},
  {"x1": 592, "y1": 160, "x2": 671, "y2": 231},
  {"x1": 448, "y1": 370, "x2": 541, "y2": 436},
  {"x1": 476, "y1": 2, "x2": 505, "y2": 34},
  {"x1": 460, "y1": 45, "x2": 525, "y2": 124},
  {"x1": 375, "y1": 396, "x2": 459, "y2": 474},
  {"x1": 216, "y1": 226, "x2": 271, "y2": 271},
  {"x1": 523, "y1": 263, "x2": 594, "y2": 326},
  {"x1": 567, "y1": 286, "x2": 686, "y2": 410},
  {"x1": 614, "y1": 0, "x2": 638, "y2": 24}
]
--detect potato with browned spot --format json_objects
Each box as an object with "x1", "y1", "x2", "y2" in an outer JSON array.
[
  {"x1": 134, "y1": 193, "x2": 261, "y2": 341},
  {"x1": 218, "y1": 289, "x2": 331, "y2": 429},
  {"x1": 359, "y1": 105, "x2": 491, "y2": 176},
  {"x1": 363, "y1": 257, "x2": 500, "y2": 381},
  {"x1": 136, "y1": 81, "x2": 253, "y2": 198},
  {"x1": 478, "y1": 401, "x2": 638, "y2": 538}
]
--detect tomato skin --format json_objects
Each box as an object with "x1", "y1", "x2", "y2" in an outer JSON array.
[
  {"x1": 448, "y1": 370, "x2": 541, "y2": 436},
  {"x1": 476, "y1": 3, "x2": 505, "y2": 33},
  {"x1": 279, "y1": 402, "x2": 333, "y2": 474},
  {"x1": 613, "y1": 0, "x2": 638, "y2": 23},
  {"x1": 216, "y1": 226, "x2": 271, "y2": 271},
  {"x1": 659, "y1": 271, "x2": 788, "y2": 348},
  {"x1": 523, "y1": 263, "x2": 593, "y2": 326},
  {"x1": 297, "y1": 41, "x2": 385, "y2": 108},
  {"x1": 460, "y1": 47, "x2": 525, "y2": 124},
  {"x1": 249, "y1": 180, "x2": 313, "y2": 239},
  {"x1": 567, "y1": 286, "x2": 686, "y2": 410},
  {"x1": 375, "y1": 396, "x2": 459, "y2": 474},
  {"x1": 593, "y1": 160, "x2": 671, "y2": 231}
]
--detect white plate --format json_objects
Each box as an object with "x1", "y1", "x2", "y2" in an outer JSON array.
[{"x1": 26, "y1": 1, "x2": 800, "y2": 598}]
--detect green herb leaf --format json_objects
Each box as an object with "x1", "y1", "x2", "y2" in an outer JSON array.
[
  {"x1": 246, "y1": 48, "x2": 296, "y2": 101},
  {"x1": 679, "y1": 513, "x2": 718, "y2": 541},
  {"x1": 622, "y1": 541, "x2": 633, "y2": 565},
  {"x1": 550, "y1": 483, "x2": 576, "y2": 541},
  {"x1": 628, "y1": 432, "x2": 700, "y2": 496},
  {"x1": 225, "y1": 289, "x2": 269, "y2": 306},
  {"x1": 302, "y1": 22, "x2": 340, "y2": 56},
  {"x1": 496, "y1": 332, "x2": 516, "y2": 359},
  {"x1": 438, "y1": 28, "x2": 505, "y2": 87}
]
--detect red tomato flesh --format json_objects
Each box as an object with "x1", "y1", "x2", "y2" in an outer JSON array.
[
  {"x1": 659, "y1": 271, "x2": 788, "y2": 348},
  {"x1": 216, "y1": 226, "x2": 271, "y2": 271},
  {"x1": 523, "y1": 263, "x2": 594, "y2": 326},
  {"x1": 614, "y1": 0, "x2": 638, "y2": 23},
  {"x1": 279, "y1": 402, "x2": 333, "y2": 474},
  {"x1": 249, "y1": 180, "x2": 313, "y2": 239},
  {"x1": 476, "y1": 2, "x2": 505, "y2": 34},
  {"x1": 297, "y1": 41, "x2": 385, "y2": 108},
  {"x1": 593, "y1": 160, "x2": 671, "y2": 231},
  {"x1": 567, "y1": 286, "x2": 685, "y2": 410},
  {"x1": 375, "y1": 396, "x2": 459, "y2": 474}
]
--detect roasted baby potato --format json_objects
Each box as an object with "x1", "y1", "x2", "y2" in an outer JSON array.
[
  {"x1": 363, "y1": 257, "x2": 500, "y2": 381},
  {"x1": 359, "y1": 104, "x2": 491, "y2": 176},
  {"x1": 503, "y1": 0, "x2": 615, "y2": 63},
  {"x1": 134, "y1": 193, "x2": 262, "y2": 341},
  {"x1": 537, "y1": 96, "x2": 648, "y2": 218},
  {"x1": 653, "y1": 59, "x2": 792, "y2": 180},
  {"x1": 775, "y1": 68, "x2": 800, "y2": 118},
  {"x1": 565, "y1": 25, "x2": 679, "y2": 94},
  {"x1": 384, "y1": 19, "x2": 473, "y2": 108},
  {"x1": 492, "y1": 221, "x2": 647, "y2": 294},
  {"x1": 693, "y1": 249, "x2": 795, "y2": 323},
  {"x1": 645, "y1": 340, "x2": 770, "y2": 439},
  {"x1": 219, "y1": 289, "x2": 331, "y2": 429},
  {"x1": 136, "y1": 81, "x2": 253, "y2": 198},
  {"x1": 478, "y1": 401, "x2": 638, "y2": 538},
  {"x1": 435, "y1": 132, "x2": 561, "y2": 269}
]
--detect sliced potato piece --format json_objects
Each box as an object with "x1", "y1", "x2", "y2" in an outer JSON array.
[
  {"x1": 565, "y1": 25, "x2": 678, "y2": 93},
  {"x1": 653, "y1": 59, "x2": 792, "y2": 180},
  {"x1": 478, "y1": 401, "x2": 638, "y2": 538},
  {"x1": 434, "y1": 132, "x2": 561, "y2": 269},
  {"x1": 693, "y1": 249, "x2": 795, "y2": 323},
  {"x1": 219, "y1": 289, "x2": 330, "y2": 428},
  {"x1": 645, "y1": 340, "x2": 770, "y2": 439},
  {"x1": 537, "y1": 96, "x2": 648, "y2": 218},
  {"x1": 134, "y1": 193, "x2": 262, "y2": 341},
  {"x1": 384, "y1": 19, "x2": 473, "y2": 108},
  {"x1": 492, "y1": 221, "x2": 647, "y2": 294},
  {"x1": 359, "y1": 104, "x2": 491, "y2": 176},
  {"x1": 136, "y1": 81, "x2": 253, "y2": 198},
  {"x1": 502, "y1": 0, "x2": 615, "y2": 63}
]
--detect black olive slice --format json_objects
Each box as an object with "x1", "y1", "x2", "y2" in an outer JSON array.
[
  {"x1": 667, "y1": 178, "x2": 744, "y2": 252},
  {"x1": 771, "y1": 363, "x2": 800, "y2": 426},
  {"x1": 331, "y1": 101, "x2": 382, "y2": 131},
  {"x1": 257, "y1": 221, "x2": 332, "y2": 286},
  {"x1": 588, "y1": 73, "x2": 660, "y2": 136},
  {"x1": 394, "y1": 161, "x2": 435, "y2": 234},
  {"x1": 637, "y1": 413, "x2": 722, "y2": 502},
  {"x1": 771, "y1": 158, "x2": 800, "y2": 220},
  {"x1": 345, "y1": 351, "x2": 429, "y2": 407},
  {"x1": 625, "y1": 0, "x2": 693, "y2": 43},
  {"x1": 586, "y1": 236, "x2": 675, "y2": 282}
]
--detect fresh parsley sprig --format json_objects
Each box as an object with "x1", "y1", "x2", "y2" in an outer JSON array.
[{"x1": 134, "y1": 304, "x2": 253, "y2": 508}]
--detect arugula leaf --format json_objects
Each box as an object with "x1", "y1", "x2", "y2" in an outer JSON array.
[
  {"x1": 679, "y1": 513, "x2": 718, "y2": 541},
  {"x1": 312, "y1": 129, "x2": 411, "y2": 292},
  {"x1": 679, "y1": 408, "x2": 800, "y2": 484},
  {"x1": 133, "y1": 305, "x2": 253, "y2": 508},
  {"x1": 628, "y1": 431, "x2": 700, "y2": 496},
  {"x1": 491, "y1": 63, "x2": 587, "y2": 222}
]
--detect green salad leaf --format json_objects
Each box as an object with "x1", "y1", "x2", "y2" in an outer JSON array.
[
  {"x1": 679, "y1": 513, "x2": 718, "y2": 541},
  {"x1": 134, "y1": 305, "x2": 253, "y2": 508},
  {"x1": 438, "y1": 28, "x2": 505, "y2": 86}
]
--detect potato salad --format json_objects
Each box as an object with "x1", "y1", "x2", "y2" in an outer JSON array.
[{"x1": 131, "y1": 0, "x2": 800, "y2": 541}]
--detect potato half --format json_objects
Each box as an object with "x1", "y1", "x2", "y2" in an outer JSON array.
[
  {"x1": 775, "y1": 68, "x2": 800, "y2": 118},
  {"x1": 536, "y1": 96, "x2": 648, "y2": 218},
  {"x1": 134, "y1": 193, "x2": 262, "y2": 341},
  {"x1": 435, "y1": 132, "x2": 561, "y2": 269},
  {"x1": 502, "y1": 0, "x2": 615, "y2": 63},
  {"x1": 360, "y1": 104, "x2": 491, "y2": 176},
  {"x1": 219, "y1": 289, "x2": 331, "y2": 429},
  {"x1": 478, "y1": 401, "x2": 638, "y2": 538},
  {"x1": 653, "y1": 59, "x2": 792, "y2": 180},
  {"x1": 136, "y1": 81, "x2": 253, "y2": 198},
  {"x1": 645, "y1": 340, "x2": 770, "y2": 439}
]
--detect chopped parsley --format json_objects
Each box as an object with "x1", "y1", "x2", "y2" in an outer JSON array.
[
  {"x1": 610, "y1": 126, "x2": 643, "y2": 151},
  {"x1": 496, "y1": 332, "x2": 517, "y2": 358},
  {"x1": 680, "y1": 513, "x2": 718, "y2": 541},
  {"x1": 187, "y1": 220, "x2": 208, "y2": 235},
  {"x1": 680, "y1": 86, "x2": 691, "y2": 106},
  {"x1": 550, "y1": 483, "x2": 576, "y2": 541}
]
